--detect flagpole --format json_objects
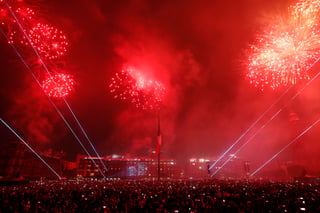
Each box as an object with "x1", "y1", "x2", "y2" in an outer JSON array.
[{"x1": 157, "y1": 109, "x2": 161, "y2": 181}]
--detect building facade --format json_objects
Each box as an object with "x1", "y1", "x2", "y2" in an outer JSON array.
[
  {"x1": 0, "y1": 141, "x2": 63, "y2": 179},
  {"x1": 78, "y1": 156, "x2": 180, "y2": 179}
]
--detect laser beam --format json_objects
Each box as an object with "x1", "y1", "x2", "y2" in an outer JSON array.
[
  {"x1": 251, "y1": 117, "x2": 320, "y2": 176},
  {"x1": 63, "y1": 100, "x2": 109, "y2": 173},
  {"x1": 211, "y1": 57, "x2": 320, "y2": 174},
  {"x1": 0, "y1": 27, "x2": 106, "y2": 178},
  {"x1": 2, "y1": 0, "x2": 107, "y2": 177},
  {"x1": 209, "y1": 86, "x2": 292, "y2": 171},
  {"x1": 0, "y1": 118, "x2": 62, "y2": 179},
  {"x1": 211, "y1": 109, "x2": 282, "y2": 176},
  {"x1": 210, "y1": 52, "x2": 320, "y2": 172},
  {"x1": 291, "y1": 57, "x2": 320, "y2": 101}
]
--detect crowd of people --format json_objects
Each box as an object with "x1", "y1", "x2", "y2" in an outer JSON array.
[{"x1": 0, "y1": 178, "x2": 319, "y2": 212}]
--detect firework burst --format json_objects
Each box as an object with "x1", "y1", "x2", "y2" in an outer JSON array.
[
  {"x1": 109, "y1": 67, "x2": 166, "y2": 110},
  {"x1": 291, "y1": 0, "x2": 320, "y2": 27},
  {"x1": 8, "y1": 7, "x2": 36, "y2": 45},
  {"x1": 246, "y1": 0, "x2": 320, "y2": 90},
  {"x1": 0, "y1": 0, "x2": 37, "y2": 45},
  {"x1": 15, "y1": 7, "x2": 34, "y2": 22},
  {"x1": 28, "y1": 23, "x2": 68, "y2": 60},
  {"x1": 42, "y1": 73, "x2": 74, "y2": 98}
]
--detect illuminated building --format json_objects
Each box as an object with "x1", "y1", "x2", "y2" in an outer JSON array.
[{"x1": 78, "y1": 155, "x2": 179, "y2": 179}]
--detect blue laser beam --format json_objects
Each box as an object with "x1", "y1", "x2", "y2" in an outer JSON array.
[
  {"x1": 3, "y1": 0, "x2": 107, "y2": 175},
  {"x1": 212, "y1": 58, "x2": 320, "y2": 174},
  {"x1": 0, "y1": 118, "x2": 62, "y2": 179},
  {"x1": 250, "y1": 117, "x2": 320, "y2": 177},
  {"x1": 63, "y1": 100, "x2": 109, "y2": 173},
  {"x1": 210, "y1": 55, "x2": 320, "y2": 172},
  {"x1": 209, "y1": 86, "x2": 292, "y2": 171},
  {"x1": 291, "y1": 57, "x2": 320, "y2": 101},
  {"x1": 0, "y1": 27, "x2": 106, "y2": 178},
  {"x1": 211, "y1": 109, "x2": 282, "y2": 176},
  {"x1": 3, "y1": 0, "x2": 49, "y2": 72}
]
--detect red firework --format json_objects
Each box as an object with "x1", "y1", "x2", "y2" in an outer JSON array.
[
  {"x1": 290, "y1": 0, "x2": 320, "y2": 27},
  {"x1": 0, "y1": 0, "x2": 36, "y2": 45},
  {"x1": 9, "y1": 7, "x2": 36, "y2": 45},
  {"x1": 29, "y1": 23, "x2": 68, "y2": 60},
  {"x1": 0, "y1": 5, "x2": 9, "y2": 26},
  {"x1": 246, "y1": 0, "x2": 320, "y2": 90},
  {"x1": 109, "y1": 67, "x2": 166, "y2": 110},
  {"x1": 42, "y1": 73, "x2": 74, "y2": 98},
  {"x1": 0, "y1": 0, "x2": 12, "y2": 27},
  {"x1": 15, "y1": 7, "x2": 34, "y2": 22}
]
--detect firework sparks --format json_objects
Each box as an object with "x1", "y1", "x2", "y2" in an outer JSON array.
[
  {"x1": 291, "y1": 0, "x2": 320, "y2": 27},
  {"x1": 15, "y1": 7, "x2": 34, "y2": 22},
  {"x1": 42, "y1": 73, "x2": 74, "y2": 98},
  {"x1": 29, "y1": 23, "x2": 68, "y2": 60},
  {"x1": 109, "y1": 67, "x2": 166, "y2": 110},
  {"x1": 0, "y1": 6, "x2": 9, "y2": 26},
  {"x1": 246, "y1": 0, "x2": 320, "y2": 90},
  {"x1": 8, "y1": 7, "x2": 35, "y2": 45},
  {"x1": 0, "y1": 0, "x2": 12, "y2": 27},
  {"x1": 0, "y1": 0, "x2": 36, "y2": 45}
]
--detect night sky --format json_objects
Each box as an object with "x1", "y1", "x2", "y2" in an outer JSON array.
[{"x1": 1, "y1": 0, "x2": 320, "y2": 170}]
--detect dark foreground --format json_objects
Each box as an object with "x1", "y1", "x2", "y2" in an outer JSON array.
[{"x1": 0, "y1": 179, "x2": 319, "y2": 212}]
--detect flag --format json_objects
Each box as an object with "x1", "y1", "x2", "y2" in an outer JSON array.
[{"x1": 155, "y1": 135, "x2": 161, "y2": 156}]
